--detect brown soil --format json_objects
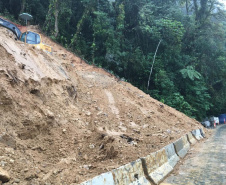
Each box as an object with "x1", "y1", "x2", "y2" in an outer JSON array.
[{"x1": 0, "y1": 26, "x2": 209, "y2": 185}]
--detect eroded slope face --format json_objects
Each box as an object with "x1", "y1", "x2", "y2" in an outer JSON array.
[{"x1": 0, "y1": 27, "x2": 200, "y2": 184}]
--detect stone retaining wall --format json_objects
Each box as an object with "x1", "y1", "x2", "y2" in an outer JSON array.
[
  {"x1": 173, "y1": 135, "x2": 190, "y2": 158},
  {"x1": 164, "y1": 143, "x2": 180, "y2": 168},
  {"x1": 187, "y1": 132, "x2": 197, "y2": 145},
  {"x1": 141, "y1": 148, "x2": 173, "y2": 184},
  {"x1": 192, "y1": 129, "x2": 203, "y2": 140},
  {"x1": 112, "y1": 158, "x2": 149, "y2": 185},
  {"x1": 80, "y1": 130, "x2": 205, "y2": 185}
]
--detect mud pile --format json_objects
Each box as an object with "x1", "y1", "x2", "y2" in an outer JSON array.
[{"x1": 0, "y1": 26, "x2": 202, "y2": 184}]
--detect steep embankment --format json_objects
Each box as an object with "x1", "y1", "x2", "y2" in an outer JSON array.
[{"x1": 0, "y1": 26, "x2": 202, "y2": 184}]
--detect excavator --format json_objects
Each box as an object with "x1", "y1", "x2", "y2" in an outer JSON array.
[{"x1": 0, "y1": 14, "x2": 52, "y2": 53}]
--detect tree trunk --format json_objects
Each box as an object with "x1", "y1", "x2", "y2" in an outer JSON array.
[
  {"x1": 186, "y1": 0, "x2": 189, "y2": 15},
  {"x1": 69, "y1": 7, "x2": 89, "y2": 47},
  {"x1": 54, "y1": 0, "x2": 59, "y2": 37},
  {"x1": 147, "y1": 39, "x2": 162, "y2": 90},
  {"x1": 20, "y1": 0, "x2": 26, "y2": 13},
  {"x1": 199, "y1": 0, "x2": 208, "y2": 21},
  {"x1": 193, "y1": 0, "x2": 199, "y2": 20}
]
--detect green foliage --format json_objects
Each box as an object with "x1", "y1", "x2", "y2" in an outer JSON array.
[
  {"x1": 184, "y1": 81, "x2": 212, "y2": 120},
  {"x1": 1, "y1": 0, "x2": 226, "y2": 121},
  {"x1": 156, "y1": 18, "x2": 185, "y2": 44},
  {"x1": 166, "y1": 93, "x2": 195, "y2": 117},
  {"x1": 116, "y1": 3, "x2": 125, "y2": 31},
  {"x1": 0, "y1": 9, "x2": 18, "y2": 23},
  {"x1": 180, "y1": 66, "x2": 201, "y2": 80}
]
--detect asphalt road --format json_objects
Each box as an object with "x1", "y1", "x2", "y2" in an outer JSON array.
[{"x1": 163, "y1": 125, "x2": 226, "y2": 185}]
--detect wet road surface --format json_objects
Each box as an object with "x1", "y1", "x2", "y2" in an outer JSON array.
[{"x1": 163, "y1": 125, "x2": 226, "y2": 185}]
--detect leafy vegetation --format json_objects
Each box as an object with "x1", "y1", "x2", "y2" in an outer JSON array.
[{"x1": 1, "y1": 0, "x2": 226, "y2": 120}]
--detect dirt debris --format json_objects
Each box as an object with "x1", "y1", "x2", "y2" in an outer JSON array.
[
  {"x1": 0, "y1": 167, "x2": 10, "y2": 183},
  {"x1": 0, "y1": 26, "x2": 204, "y2": 184}
]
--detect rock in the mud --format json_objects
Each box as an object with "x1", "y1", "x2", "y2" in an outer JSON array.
[
  {"x1": 14, "y1": 178, "x2": 20, "y2": 183},
  {"x1": 0, "y1": 134, "x2": 16, "y2": 149},
  {"x1": 44, "y1": 109, "x2": 54, "y2": 118},
  {"x1": 85, "y1": 111, "x2": 91, "y2": 116},
  {"x1": 0, "y1": 167, "x2": 10, "y2": 182},
  {"x1": 89, "y1": 144, "x2": 95, "y2": 149}
]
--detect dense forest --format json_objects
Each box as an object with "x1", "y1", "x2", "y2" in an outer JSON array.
[{"x1": 0, "y1": 0, "x2": 226, "y2": 121}]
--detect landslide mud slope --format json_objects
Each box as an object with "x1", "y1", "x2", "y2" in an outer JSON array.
[{"x1": 0, "y1": 26, "x2": 201, "y2": 184}]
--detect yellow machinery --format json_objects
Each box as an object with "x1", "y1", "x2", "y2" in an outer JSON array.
[
  {"x1": 19, "y1": 31, "x2": 52, "y2": 53},
  {"x1": 0, "y1": 16, "x2": 52, "y2": 53}
]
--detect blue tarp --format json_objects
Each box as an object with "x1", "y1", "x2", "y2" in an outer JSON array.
[{"x1": 219, "y1": 114, "x2": 226, "y2": 124}]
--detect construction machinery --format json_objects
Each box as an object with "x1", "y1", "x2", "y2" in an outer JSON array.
[{"x1": 0, "y1": 15, "x2": 52, "y2": 53}]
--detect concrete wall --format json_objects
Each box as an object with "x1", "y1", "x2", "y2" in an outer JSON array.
[
  {"x1": 141, "y1": 148, "x2": 173, "y2": 184},
  {"x1": 192, "y1": 129, "x2": 203, "y2": 140},
  {"x1": 112, "y1": 159, "x2": 150, "y2": 185},
  {"x1": 187, "y1": 132, "x2": 197, "y2": 145},
  {"x1": 80, "y1": 171, "x2": 114, "y2": 185},
  {"x1": 80, "y1": 130, "x2": 205, "y2": 185},
  {"x1": 164, "y1": 143, "x2": 180, "y2": 168},
  {"x1": 173, "y1": 135, "x2": 190, "y2": 158}
]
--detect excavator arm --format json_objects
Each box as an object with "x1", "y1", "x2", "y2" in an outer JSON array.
[
  {"x1": 0, "y1": 17, "x2": 21, "y2": 39},
  {"x1": 0, "y1": 17, "x2": 52, "y2": 53}
]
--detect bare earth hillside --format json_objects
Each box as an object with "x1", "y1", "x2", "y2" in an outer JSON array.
[{"x1": 0, "y1": 26, "x2": 203, "y2": 184}]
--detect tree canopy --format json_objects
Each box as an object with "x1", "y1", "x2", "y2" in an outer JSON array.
[{"x1": 1, "y1": 0, "x2": 226, "y2": 120}]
